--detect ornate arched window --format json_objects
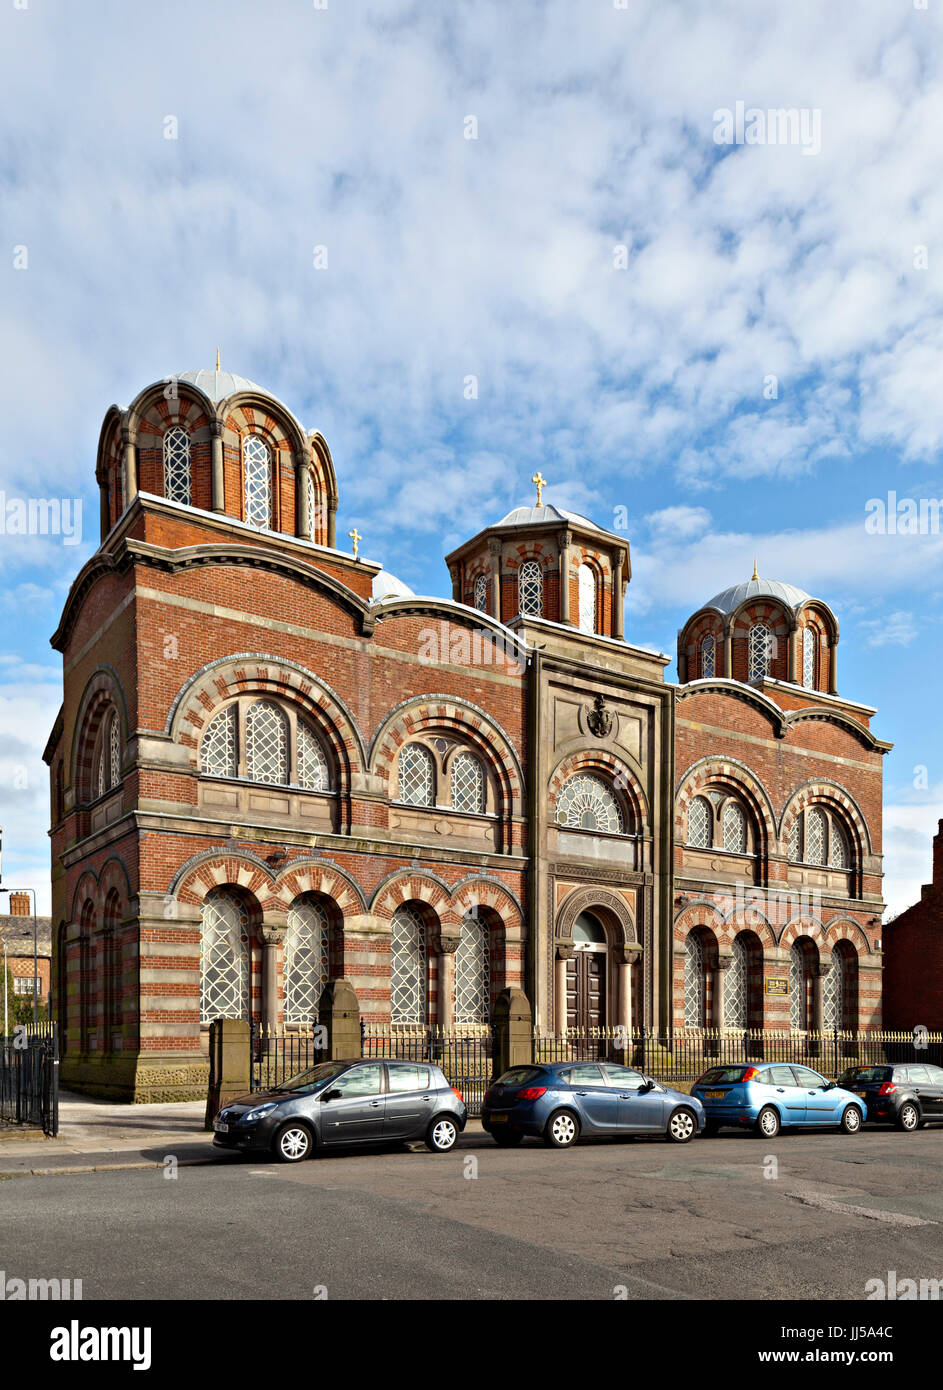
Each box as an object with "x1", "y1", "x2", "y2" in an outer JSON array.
[
  {"x1": 578, "y1": 564, "x2": 596, "y2": 634},
  {"x1": 822, "y1": 951, "x2": 844, "y2": 1030},
  {"x1": 245, "y1": 701, "x2": 289, "y2": 784},
  {"x1": 688, "y1": 795, "x2": 712, "y2": 848},
  {"x1": 243, "y1": 435, "x2": 271, "y2": 529},
  {"x1": 163, "y1": 426, "x2": 191, "y2": 505},
  {"x1": 390, "y1": 905, "x2": 426, "y2": 1023},
  {"x1": 297, "y1": 721, "x2": 329, "y2": 791},
  {"x1": 684, "y1": 933, "x2": 706, "y2": 1027},
  {"x1": 454, "y1": 910, "x2": 490, "y2": 1024},
  {"x1": 829, "y1": 820, "x2": 849, "y2": 869},
  {"x1": 802, "y1": 627, "x2": 816, "y2": 690},
  {"x1": 398, "y1": 744, "x2": 434, "y2": 806},
  {"x1": 722, "y1": 801, "x2": 747, "y2": 853},
  {"x1": 108, "y1": 712, "x2": 121, "y2": 788},
  {"x1": 305, "y1": 469, "x2": 316, "y2": 540},
  {"x1": 788, "y1": 814, "x2": 802, "y2": 861},
  {"x1": 700, "y1": 633, "x2": 715, "y2": 679},
  {"x1": 473, "y1": 574, "x2": 489, "y2": 613},
  {"x1": 555, "y1": 774, "x2": 625, "y2": 834},
  {"x1": 451, "y1": 751, "x2": 486, "y2": 814},
  {"x1": 805, "y1": 806, "x2": 827, "y2": 865},
  {"x1": 789, "y1": 942, "x2": 810, "y2": 1029},
  {"x1": 518, "y1": 560, "x2": 543, "y2": 617},
  {"x1": 748, "y1": 623, "x2": 771, "y2": 681},
  {"x1": 200, "y1": 889, "x2": 249, "y2": 1023},
  {"x1": 724, "y1": 935, "x2": 749, "y2": 1030},
  {"x1": 201, "y1": 705, "x2": 238, "y2": 778},
  {"x1": 284, "y1": 896, "x2": 329, "y2": 1025}
]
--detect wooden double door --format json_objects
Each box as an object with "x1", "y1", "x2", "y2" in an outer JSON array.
[{"x1": 565, "y1": 946, "x2": 607, "y2": 1030}]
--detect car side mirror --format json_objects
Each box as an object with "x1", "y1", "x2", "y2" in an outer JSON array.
[
  {"x1": 639, "y1": 1079, "x2": 654, "y2": 1093},
  {"x1": 321, "y1": 1089, "x2": 342, "y2": 1102},
  {"x1": 824, "y1": 1081, "x2": 835, "y2": 1091}
]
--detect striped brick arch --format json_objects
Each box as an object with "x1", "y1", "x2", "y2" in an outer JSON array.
[
  {"x1": 370, "y1": 871, "x2": 459, "y2": 934},
  {"x1": 166, "y1": 654, "x2": 364, "y2": 781},
  {"x1": 450, "y1": 877, "x2": 524, "y2": 944},
  {"x1": 822, "y1": 917, "x2": 874, "y2": 955},
  {"x1": 370, "y1": 697, "x2": 523, "y2": 817},
  {"x1": 271, "y1": 859, "x2": 367, "y2": 917},
  {"x1": 675, "y1": 756, "x2": 776, "y2": 855},
  {"x1": 171, "y1": 850, "x2": 278, "y2": 918},
  {"x1": 548, "y1": 751, "x2": 650, "y2": 839},
  {"x1": 70, "y1": 669, "x2": 127, "y2": 802},
  {"x1": 778, "y1": 917, "x2": 826, "y2": 953},
  {"x1": 779, "y1": 782, "x2": 870, "y2": 859}
]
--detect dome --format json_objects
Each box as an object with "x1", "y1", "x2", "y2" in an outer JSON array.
[
  {"x1": 371, "y1": 569, "x2": 415, "y2": 602},
  {"x1": 175, "y1": 368, "x2": 270, "y2": 402},
  {"x1": 701, "y1": 577, "x2": 812, "y2": 616},
  {"x1": 494, "y1": 503, "x2": 606, "y2": 533}
]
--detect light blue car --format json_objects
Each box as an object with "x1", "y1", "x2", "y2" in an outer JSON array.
[{"x1": 690, "y1": 1062, "x2": 865, "y2": 1138}]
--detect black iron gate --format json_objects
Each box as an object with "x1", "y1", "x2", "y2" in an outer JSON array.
[
  {"x1": 0, "y1": 1023, "x2": 58, "y2": 1136},
  {"x1": 361, "y1": 1025, "x2": 493, "y2": 1116},
  {"x1": 250, "y1": 1024, "x2": 325, "y2": 1092}
]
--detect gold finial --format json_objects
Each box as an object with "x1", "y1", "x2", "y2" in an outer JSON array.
[
  {"x1": 348, "y1": 527, "x2": 362, "y2": 560},
  {"x1": 752, "y1": 554, "x2": 759, "y2": 581},
  {"x1": 531, "y1": 471, "x2": 547, "y2": 507},
  {"x1": 216, "y1": 346, "x2": 220, "y2": 371}
]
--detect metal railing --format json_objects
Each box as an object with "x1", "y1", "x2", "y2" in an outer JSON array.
[
  {"x1": 533, "y1": 1027, "x2": 943, "y2": 1087},
  {"x1": 361, "y1": 1023, "x2": 493, "y2": 1115},
  {"x1": 250, "y1": 1024, "x2": 325, "y2": 1092},
  {"x1": 0, "y1": 1022, "x2": 58, "y2": 1136}
]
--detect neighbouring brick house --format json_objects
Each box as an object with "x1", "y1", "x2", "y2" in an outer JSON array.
[
  {"x1": 1, "y1": 892, "x2": 52, "y2": 1014},
  {"x1": 44, "y1": 368, "x2": 890, "y2": 1100},
  {"x1": 882, "y1": 822, "x2": 943, "y2": 1030}
]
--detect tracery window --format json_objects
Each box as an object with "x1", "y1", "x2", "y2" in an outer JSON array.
[
  {"x1": 555, "y1": 774, "x2": 625, "y2": 834},
  {"x1": 284, "y1": 896, "x2": 330, "y2": 1025},
  {"x1": 518, "y1": 560, "x2": 543, "y2": 617},
  {"x1": 821, "y1": 951, "x2": 844, "y2": 1030},
  {"x1": 789, "y1": 943, "x2": 810, "y2": 1030},
  {"x1": 451, "y1": 751, "x2": 486, "y2": 813},
  {"x1": 724, "y1": 935, "x2": 749, "y2": 1030},
  {"x1": 700, "y1": 633, "x2": 715, "y2": 679},
  {"x1": 201, "y1": 705, "x2": 238, "y2": 778},
  {"x1": 473, "y1": 574, "x2": 489, "y2": 613},
  {"x1": 578, "y1": 564, "x2": 596, "y2": 634},
  {"x1": 200, "y1": 700, "x2": 331, "y2": 790},
  {"x1": 305, "y1": 469, "x2": 316, "y2": 540},
  {"x1": 200, "y1": 889, "x2": 249, "y2": 1023},
  {"x1": 802, "y1": 627, "x2": 815, "y2": 690},
  {"x1": 684, "y1": 933, "x2": 706, "y2": 1028},
  {"x1": 390, "y1": 905, "x2": 426, "y2": 1024},
  {"x1": 246, "y1": 701, "x2": 289, "y2": 785},
  {"x1": 454, "y1": 911, "x2": 490, "y2": 1024},
  {"x1": 397, "y1": 744, "x2": 435, "y2": 806},
  {"x1": 748, "y1": 622, "x2": 771, "y2": 681},
  {"x1": 722, "y1": 801, "x2": 747, "y2": 853},
  {"x1": 244, "y1": 435, "x2": 271, "y2": 529},
  {"x1": 163, "y1": 427, "x2": 191, "y2": 505},
  {"x1": 687, "y1": 795, "x2": 712, "y2": 848},
  {"x1": 109, "y1": 712, "x2": 121, "y2": 787}
]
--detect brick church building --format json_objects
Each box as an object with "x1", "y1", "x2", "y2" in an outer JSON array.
[{"x1": 44, "y1": 368, "x2": 890, "y2": 1099}]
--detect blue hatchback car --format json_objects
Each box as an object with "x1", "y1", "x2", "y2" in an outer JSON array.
[
  {"x1": 690, "y1": 1063, "x2": 865, "y2": 1138},
  {"x1": 481, "y1": 1061, "x2": 706, "y2": 1147}
]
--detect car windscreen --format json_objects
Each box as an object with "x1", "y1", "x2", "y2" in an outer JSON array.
[
  {"x1": 696, "y1": 1066, "x2": 751, "y2": 1085},
  {"x1": 276, "y1": 1062, "x2": 350, "y2": 1093},
  {"x1": 839, "y1": 1067, "x2": 891, "y2": 1085},
  {"x1": 494, "y1": 1067, "x2": 546, "y2": 1087}
]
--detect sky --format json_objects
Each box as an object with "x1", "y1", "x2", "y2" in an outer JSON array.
[{"x1": 1, "y1": 0, "x2": 943, "y2": 917}]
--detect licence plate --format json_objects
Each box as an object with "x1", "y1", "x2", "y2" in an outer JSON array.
[
  {"x1": 213, "y1": 1121, "x2": 229, "y2": 1133},
  {"x1": 490, "y1": 1113, "x2": 508, "y2": 1123},
  {"x1": 855, "y1": 1092, "x2": 867, "y2": 1099},
  {"x1": 704, "y1": 1090, "x2": 726, "y2": 1100}
]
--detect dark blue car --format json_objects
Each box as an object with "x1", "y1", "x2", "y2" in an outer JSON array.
[{"x1": 481, "y1": 1061, "x2": 705, "y2": 1147}]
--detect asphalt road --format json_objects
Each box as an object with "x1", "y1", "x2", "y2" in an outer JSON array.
[{"x1": 3, "y1": 1126, "x2": 943, "y2": 1300}]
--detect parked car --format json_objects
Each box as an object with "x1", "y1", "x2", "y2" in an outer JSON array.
[
  {"x1": 212, "y1": 1058, "x2": 467, "y2": 1162},
  {"x1": 691, "y1": 1063, "x2": 864, "y2": 1137},
  {"x1": 836, "y1": 1062, "x2": 943, "y2": 1131},
  {"x1": 481, "y1": 1061, "x2": 705, "y2": 1147}
]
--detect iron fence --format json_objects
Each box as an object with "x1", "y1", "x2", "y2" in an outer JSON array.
[
  {"x1": 533, "y1": 1028, "x2": 943, "y2": 1087},
  {"x1": 250, "y1": 1024, "x2": 325, "y2": 1092},
  {"x1": 0, "y1": 1022, "x2": 58, "y2": 1136},
  {"x1": 361, "y1": 1023, "x2": 493, "y2": 1115}
]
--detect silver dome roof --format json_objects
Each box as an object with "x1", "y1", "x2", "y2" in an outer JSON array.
[
  {"x1": 702, "y1": 578, "x2": 812, "y2": 615},
  {"x1": 495, "y1": 504, "x2": 606, "y2": 533},
  {"x1": 371, "y1": 569, "x2": 416, "y2": 602}
]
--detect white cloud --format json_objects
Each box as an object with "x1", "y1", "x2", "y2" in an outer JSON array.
[{"x1": 860, "y1": 610, "x2": 918, "y2": 648}]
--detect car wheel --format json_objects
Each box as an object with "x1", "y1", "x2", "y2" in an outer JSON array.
[
  {"x1": 755, "y1": 1105, "x2": 780, "y2": 1139},
  {"x1": 703, "y1": 1121, "x2": 720, "y2": 1137},
  {"x1": 840, "y1": 1104, "x2": 863, "y2": 1135},
  {"x1": 491, "y1": 1130, "x2": 524, "y2": 1147},
  {"x1": 426, "y1": 1116, "x2": 458, "y2": 1152},
  {"x1": 544, "y1": 1110, "x2": 580, "y2": 1148},
  {"x1": 273, "y1": 1123, "x2": 312, "y2": 1163},
  {"x1": 667, "y1": 1108, "x2": 697, "y2": 1144},
  {"x1": 897, "y1": 1101, "x2": 919, "y2": 1132}
]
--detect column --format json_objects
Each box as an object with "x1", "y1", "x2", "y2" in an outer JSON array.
[
  {"x1": 559, "y1": 529, "x2": 572, "y2": 624},
  {"x1": 828, "y1": 640, "x2": 838, "y2": 695},
  {"x1": 438, "y1": 945, "x2": 456, "y2": 1028},
  {"x1": 489, "y1": 540, "x2": 502, "y2": 620},
  {"x1": 554, "y1": 945, "x2": 573, "y2": 1035},
  {"x1": 723, "y1": 623, "x2": 733, "y2": 679},
  {"x1": 787, "y1": 622, "x2": 797, "y2": 684},
  {"x1": 713, "y1": 957, "x2": 732, "y2": 1030},
  {"x1": 613, "y1": 549, "x2": 626, "y2": 639},
  {"x1": 812, "y1": 961, "x2": 828, "y2": 1033},
  {"x1": 123, "y1": 432, "x2": 137, "y2": 505},
  {"x1": 260, "y1": 928, "x2": 283, "y2": 1032},
  {"x1": 211, "y1": 423, "x2": 225, "y2": 512},
  {"x1": 296, "y1": 454, "x2": 310, "y2": 538}
]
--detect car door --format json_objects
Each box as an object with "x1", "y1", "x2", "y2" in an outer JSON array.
[
  {"x1": 762, "y1": 1066, "x2": 806, "y2": 1124},
  {"x1": 382, "y1": 1063, "x2": 434, "y2": 1139},
  {"x1": 601, "y1": 1064, "x2": 661, "y2": 1132},
  {"x1": 318, "y1": 1063, "x2": 385, "y2": 1144},
  {"x1": 564, "y1": 1063, "x2": 621, "y2": 1131},
  {"x1": 791, "y1": 1065, "x2": 842, "y2": 1125},
  {"x1": 923, "y1": 1065, "x2": 943, "y2": 1118},
  {"x1": 904, "y1": 1064, "x2": 942, "y2": 1118}
]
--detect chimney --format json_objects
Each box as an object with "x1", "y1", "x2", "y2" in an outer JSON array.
[
  {"x1": 933, "y1": 819, "x2": 943, "y2": 893},
  {"x1": 9, "y1": 892, "x2": 29, "y2": 917}
]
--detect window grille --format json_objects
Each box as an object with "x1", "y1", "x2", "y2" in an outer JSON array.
[
  {"x1": 688, "y1": 796, "x2": 711, "y2": 848},
  {"x1": 555, "y1": 774, "x2": 624, "y2": 834},
  {"x1": 201, "y1": 706, "x2": 238, "y2": 778},
  {"x1": 451, "y1": 751, "x2": 485, "y2": 813},
  {"x1": 163, "y1": 427, "x2": 191, "y2": 505},
  {"x1": 200, "y1": 890, "x2": 249, "y2": 1022},
  {"x1": 244, "y1": 435, "x2": 271, "y2": 529},
  {"x1": 398, "y1": 745, "x2": 434, "y2": 806},
  {"x1": 390, "y1": 905, "x2": 426, "y2": 1023},
  {"x1": 518, "y1": 560, "x2": 542, "y2": 617},
  {"x1": 454, "y1": 911, "x2": 490, "y2": 1024},
  {"x1": 285, "y1": 897, "x2": 329, "y2": 1024},
  {"x1": 245, "y1": 701, "x2": 289, "y2": 785}
]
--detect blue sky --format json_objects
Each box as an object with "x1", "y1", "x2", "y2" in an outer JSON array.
[{"x1": 2, "y1": 0, "x2": 943, "y2": 916}]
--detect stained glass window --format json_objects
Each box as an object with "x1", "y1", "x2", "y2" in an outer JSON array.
[
  {"x1": 473, "y1": 574, "x2": 489, "y2": 613},
  {"x1": 802, "y1": 627, "x2": 815, "y2": 690},
  {"x1": 305, "y1": 470, "x2": 316, "y2": 540},
  {"x1": 700, "y1": 633, "x2": 715, "y2": 678},
  {"x1": 555, "y1": 774, "x2": 624, "y2": 834}
]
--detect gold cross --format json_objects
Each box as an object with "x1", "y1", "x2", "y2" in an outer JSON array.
[
  {"x1": 348, "y1": 527, "x2": 362, "y2": 559},
  {"x1": 532, "y1": 471, "x2": 547, "y2": 506},
  {"x1": 216, "y1": 346, "x2": 220, "y2": 371}
]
